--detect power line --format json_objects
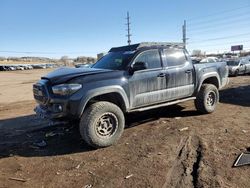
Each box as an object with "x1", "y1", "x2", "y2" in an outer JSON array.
[
  {"x1": 187, "y1": 21, "x2": 250, "y2": 35},
  {"x1": 188, "y1": 15, "x2": 250, "y2": 30},
  {"x1": 188, "y1": 12, "x2": 250, "y2": 26},
  {"x1": 185, "y1": 6, "x2": 250, "y2": 47},
  {"x1": 189, "y1": 32, "x2": 250, "y2": 44},
  {"x1": 188, "y1": 19, "x2": 250, "y2": 33},
  {"x1": 188, "y1": 4, "x2": 250, "y2": 21}
]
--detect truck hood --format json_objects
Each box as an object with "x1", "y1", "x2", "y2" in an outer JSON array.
[{"x1": 42, "y1": 67, "x2": 113, "y2": 84}]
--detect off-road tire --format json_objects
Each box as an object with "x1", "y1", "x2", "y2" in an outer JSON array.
[
  {"x1": 195, "y1": 84, "x2": 219, "y2": 114},
  {"x1": 79, "y1": 101, "x2": 125, "y2": 148}
]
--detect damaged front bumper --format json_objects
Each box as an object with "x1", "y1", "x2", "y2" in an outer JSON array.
[
  {"x1": 33, "y1": 80, "x2": 71, "y2": 120},
  {"x1": 33, "y1": 79, "x2": 82, "y2": 120},
  {"x1": 34, "y1": 105, "x2": 66, "y2": 120}
]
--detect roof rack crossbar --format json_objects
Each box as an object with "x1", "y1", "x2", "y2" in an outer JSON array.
[
  {"x1": 137, "y1": 42, "x2": 184, "y2": 49},
  {"x1": 109, "y1": 42, "x2": 184, "y2": 52}
]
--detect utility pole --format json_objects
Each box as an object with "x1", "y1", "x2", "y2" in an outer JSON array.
[
  {"x1": 182, "y1": 20, "x2": 187, "y2": 49},
  {"x1": 126, "y1": 11, "x2": 132, "y2": 45}
]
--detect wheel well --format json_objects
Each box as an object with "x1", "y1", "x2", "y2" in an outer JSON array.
[
  {"x1": 202, "y1": 77, "x2": 219, "y2": 88},
  {"x1": 86, "y1": 92, "x2": 126, "y2": 112}
]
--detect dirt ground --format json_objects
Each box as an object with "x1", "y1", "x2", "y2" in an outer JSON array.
[{"x1": 0, "y1": 69, "x2": 250, "y2": 188}]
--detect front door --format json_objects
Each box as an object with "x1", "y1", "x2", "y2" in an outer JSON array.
[{"x1": 128, "y1": 49, "x2": 167, "y2": 108}]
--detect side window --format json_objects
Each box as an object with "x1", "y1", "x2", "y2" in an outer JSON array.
[
  {"x1": 134, "y1": 50, "x2": 161, "y2": 69},
  {"x1": 164, "y1": 49, "x2": 187, "y2": 67}
]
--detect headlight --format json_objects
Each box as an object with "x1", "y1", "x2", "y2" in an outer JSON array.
[{"x1": 52, "y1": 84, "x2": 82, "y2": 96}]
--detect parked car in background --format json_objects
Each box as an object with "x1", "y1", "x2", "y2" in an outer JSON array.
[
  {"x1": 0, "y1": 66, "x2": 8, "y2": 71},
  {"x1": 32, "y1": 64, "x2": 47, "y2": 69},
  {"x1": 46, "y1": 64, "x2": 56, "y2": 68},
  {"x1": 227, "y1": 58, "x2": 250, "y2": 76},
  {"x1": 200, "y1": 57, "x2": 219, "y2": 63},
  {"x1": 7, "y1": 66, "x2": 16, "y2": 71},
  {"x1": 16, "y1": 66, "x2": 25, "y2": 71},
  {"x1": 23, "y1": 64, "x2": 33, "y2": 70}
]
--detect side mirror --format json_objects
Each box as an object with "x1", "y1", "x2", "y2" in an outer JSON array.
[
  {"x1": 240, "y1": 64, "x2": 243, "y2": 67},
  {"x1": 132, "y1": 61, "x2": 148, "y2": 72}
]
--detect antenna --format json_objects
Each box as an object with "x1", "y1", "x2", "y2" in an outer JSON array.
[{"x1": 126, "y1": 11, "x2": 132, "y2": 45}]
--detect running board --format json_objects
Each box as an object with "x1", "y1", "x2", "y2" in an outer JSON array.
[{"x1": 129, "y1": 97, "x2": 196, "y2": 112}]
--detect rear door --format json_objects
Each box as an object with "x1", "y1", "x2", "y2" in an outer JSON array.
[
  {"x1": 128, "y1": 49, "x2": 167, "y2": 108},
  {"x1": 162, "y1": 49, "x2": 195, "y2": 101}
]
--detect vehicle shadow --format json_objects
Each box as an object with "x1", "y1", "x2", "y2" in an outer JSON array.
[
  {"x1": 220, "y1": 85, "x2": 250, "y2": 107},
  {"x1": 126, "y1": 105, "x2": 200, "y2": 128},
  {"x1": 0, "y1": 115, "x2": 94, "y2": 158},
  {"x1": 0, "y1": 105, "x2": 201, "y2": 158}
]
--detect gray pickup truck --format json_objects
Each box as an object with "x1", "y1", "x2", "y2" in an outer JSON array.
[{"x1": 33, "y1": 42, "x2": 228, "y2": 148}]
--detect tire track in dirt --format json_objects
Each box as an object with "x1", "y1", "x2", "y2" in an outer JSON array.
[{"x1": 162, "y1": 135, "x2": 203, "y2": 188}]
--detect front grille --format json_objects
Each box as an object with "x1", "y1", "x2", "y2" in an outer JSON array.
[{"x1": 33, "y1": 83, "x2": 48, "y2": 105}]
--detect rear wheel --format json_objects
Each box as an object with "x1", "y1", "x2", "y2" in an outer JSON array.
[
  {"x1": 195, "y1": 84, "x2": 219, "y2": 114},
  {"x1": 79, "y1": 101, "x2": 125, "y2": 148}
]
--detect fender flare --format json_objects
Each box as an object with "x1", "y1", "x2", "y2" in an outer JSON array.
[
  {"x1": 196, "y1": 72, "x2": 220, "y2": 93},
  {"x1": 78, "y1": 85, "x2": 129, "y2": 117}
]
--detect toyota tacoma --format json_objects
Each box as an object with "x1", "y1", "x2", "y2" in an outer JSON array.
[{"x1": 33, "y1": 42, "x2": 229, "y2": 148}]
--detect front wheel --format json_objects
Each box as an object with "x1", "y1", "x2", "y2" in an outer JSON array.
[
  {"x1": 234, "y1": 69, "x2": 239, "y2": 77},
  {"x1": 79, "y1": 101, "x2": 125, "y2": 148},
  {"x1": 195, "y1": 84, "x2": 219, "y2": 114}
]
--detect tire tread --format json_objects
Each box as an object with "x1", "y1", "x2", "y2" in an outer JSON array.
[
  {"x1": 79, "y1": 101, "x2": 124, "y2": 148},
  {"x1": 195, "y1": 84, "x2": 219, "y2": 114}
]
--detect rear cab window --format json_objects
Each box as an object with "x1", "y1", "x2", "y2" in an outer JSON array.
[{"x1": 163, "y1": 49, "x2": 187, "y2": 67}]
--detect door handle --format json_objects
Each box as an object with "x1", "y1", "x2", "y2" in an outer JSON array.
[
  {"x1": 157, "y1": 73, "x2": 166, "y2": 77},
  {"x1": 185, "y1": 70, "x2": 192, "y2": 74}
]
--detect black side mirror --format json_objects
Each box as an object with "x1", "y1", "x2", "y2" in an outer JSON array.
[
  {"x1": 240, "y1": 64, "x2": 243, "y2": 67},
  {"x1": 132, "y1": 61, "x2": 148, "y2": 72}
]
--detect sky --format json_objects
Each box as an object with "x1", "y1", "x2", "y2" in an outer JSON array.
[{"x1": 1, "y1": 0, "x2": 250, "y2": 58}]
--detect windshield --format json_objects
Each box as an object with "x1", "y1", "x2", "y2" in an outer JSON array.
[
  {"x1": 92, "y1": 51, "x2": 134, "y2": 70},
  {"x1": 226, "y1": 61, "x2": 239, "y2": 66}
]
